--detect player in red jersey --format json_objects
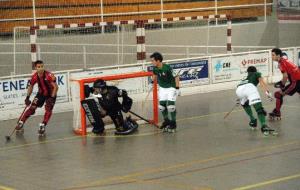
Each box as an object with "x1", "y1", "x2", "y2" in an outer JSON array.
[
  {"x1": 15, "y1": 60, "x2": 59, "y2": 135},
  {"x1": 269, "y1": 48, "x2": 300, "y2": 120}
]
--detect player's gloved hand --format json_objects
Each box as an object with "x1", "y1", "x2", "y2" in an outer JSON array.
[
  {"x1": 274, "y1": 81, "x2": 284, "y2": 89},
  {"x1": 175, "y1": 87, "x2": 181, "y2": 96},
  {"x1": 265, "y1": 91, "x2": 273, "y2": 101},
  {"x1": 25, "y1": 96, "x2": 31, "y2": 106}
]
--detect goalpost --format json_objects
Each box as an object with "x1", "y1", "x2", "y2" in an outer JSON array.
[
  {"x1": 28, "y1": 20, "x2": 146, "y2": 71},
  {"x1": 70, "y1": 70, "x2": 159, "y2": 136}
]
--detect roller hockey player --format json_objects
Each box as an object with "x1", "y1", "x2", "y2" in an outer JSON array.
[
  {"x1": 150, "y1": 52, "x2": 180, "y2": 133},
  {"x1": 15, "y1": 60, "x2": 58, "y2": 136},
  {"x1": 236, "y1": 66, "x2": 277, "y2": 136},
  {"x1": 81, "y1": 79, "x2": 138, "y2": 135},
  {"x1": 270, "y1": 48, "x2": 300, "y2": 120}
]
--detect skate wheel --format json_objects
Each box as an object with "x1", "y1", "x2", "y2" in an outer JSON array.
[
  {"x1": 271, "y1": 131, "x2": 279, "y2": 136},
  {"x1": 263, "y1": 131, "x2": 278, "y2": 136},
  {"x1": 168, "y1": 129, "x2": 176, "y2": 133},
  {"x1": 163, "y1": 127, "x2": 169, "y2": 132},
  {"x1": 38, "y1": 132, "x2": 46, "y2": 136}
]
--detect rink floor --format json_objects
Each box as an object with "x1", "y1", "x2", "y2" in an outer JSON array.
[{"x1": 0, "y1": 87, "x2": 300, "y2": 190}]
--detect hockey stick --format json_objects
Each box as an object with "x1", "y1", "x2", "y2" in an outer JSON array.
[
  {"x1": 223, "y1": 103, "x2": 239, "y2": 119},
  {"x1": 128, "y1": 110, "x2": 159, "y2": 128},
  {"x1": 5, "y1": 105, "x2": 28, "y2": 142}
]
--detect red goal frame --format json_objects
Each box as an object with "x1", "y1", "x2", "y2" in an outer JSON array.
[{"x1": 72, "y1": 71, "x2": 158, "y2": 136}]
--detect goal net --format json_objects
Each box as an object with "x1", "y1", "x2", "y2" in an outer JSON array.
[
  {"x1": 29, "y1": 22, "x2": 141, "y2": 73},
  {"x1": 70, "y1": 70, "x2": 158, "y2": 135}
]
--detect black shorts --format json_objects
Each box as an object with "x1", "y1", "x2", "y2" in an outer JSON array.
[
  {"x1": 32, "y1": 93, "x2": 51, "y2": 107},
  {"x1": 283, "y1": 80, "x2": 300, "y2": 96}
]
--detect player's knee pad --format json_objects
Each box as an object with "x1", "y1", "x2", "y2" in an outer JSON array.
[
  {"x1": 167, "y1": 105, "x2": 176, "y2": 113},
  {"x1": 159, "y1": 104, "x2": 166, "y2": 112},
  {"x1": 81, "y1": 99, "x2": 105, "y2": 133},
  {"x1": 274, "y1": 91, "x2": 282, "y2": 99},
  {"x1": 254, "y1": 103, "x2": 266, "y2": 116}
]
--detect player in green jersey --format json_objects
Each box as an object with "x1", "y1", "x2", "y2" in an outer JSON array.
[
  {"x1": 150, "y1": 52, "x2": 180, "y2": 133},
  {"x1": 236, "y1": 66, "x2": 277, "y2": 136}
]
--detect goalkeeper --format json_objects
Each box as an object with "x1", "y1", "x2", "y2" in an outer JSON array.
[{"x1": 81, "y1": 79, "x2": 138, "y2": 135}]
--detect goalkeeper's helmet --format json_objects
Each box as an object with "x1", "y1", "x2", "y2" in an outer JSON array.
[
  {"x1": 93, "y1": 79, "x2": 106, "y2": 89},
  {"x1": 247, "y1": 66, "x2": 257, "y2": 73}
]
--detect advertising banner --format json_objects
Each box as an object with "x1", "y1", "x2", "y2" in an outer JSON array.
[
  {"x1": 0, "y1": 73, "x2": 68, "y2": 111},
  {"x1": 278, "y1": 0, "x2": 300, "y2": 23},
  {"x1": 211, "y1": 56, "x2": 240, "y2": 83},
  {"x1": 212, "y1": 52, "x2": 269, "y2": 83},
  {"x1": 147, "y1": 59, "x2": 209, "y2": 87}
]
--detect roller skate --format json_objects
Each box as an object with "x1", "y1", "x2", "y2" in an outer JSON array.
[
  {"x1": 167, "y1": 120, "x2": 177, "y2": 133},
  {"x1": 249, "y1": 119, "x2": 257, "y2": 130},
  {"x1": 261, "y1": 125, "x2": 278, "y2": 136},
  {"x1": 15, "y1": 121, "x2": 24, "y2": 134},
  {"x1": 269, "y1": 109, "x2": 281, "y2": 120},
  {"x1": 92, "y1": 128, "x2": 106, "y2": 136},
  {"x1": 38, "y1": 123, "x2": 46, "y2": 136},
  {"x1": 160, "y1": 119, "x2": 170, "y2": 132}
]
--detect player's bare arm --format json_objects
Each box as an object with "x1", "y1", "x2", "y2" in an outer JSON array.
[
  {"x1": 281, "y1": 72, "x2": 288, "y2": 86},
  {"x1": 26, "y1": 84, "x2": 33, "y2": 97},
  {"x1": 175, "y1": 75, "x2": 180, "y2": 88},
  {"x1": 51, "y1": 81, "x2": 59, "y2": 97}
]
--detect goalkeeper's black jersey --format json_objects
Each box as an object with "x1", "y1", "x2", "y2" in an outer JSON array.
[{"x1": 98, "y1": 86, "x2": 122, "y2": 114}]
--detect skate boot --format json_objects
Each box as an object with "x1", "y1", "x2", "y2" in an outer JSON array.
[
  {"x1": 249, "y1": 119, "x2": 257, "y2": 130},
  {"x1": 269, "y1": 109, "x2": 281, "y2": 120},
  {"x1": 15, "y1": 121, "x2": 24, "y2": 134},
  {"x1": 160, "y1": 119, "x2": 170, "y2": 132},
  {"x1": 261, "y1": 125, "x2": 278, "y2": 136},
  {"x1": 38, "y1": 123, "x2": 46, "y2": 136},
  {"x1": 167, "y1": 120, "x2": 177, "y2": 133}
]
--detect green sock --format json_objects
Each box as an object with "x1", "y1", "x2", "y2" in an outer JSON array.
[
  {"x1": 253, "y1": 102, "x2": 266, "y2": 126},
  {"x1": 243, "y1": 105, "x2": 256, "y2": 122},
  {"x1": 159, "y1": 101, "x2": 169, "y2": 120}
]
